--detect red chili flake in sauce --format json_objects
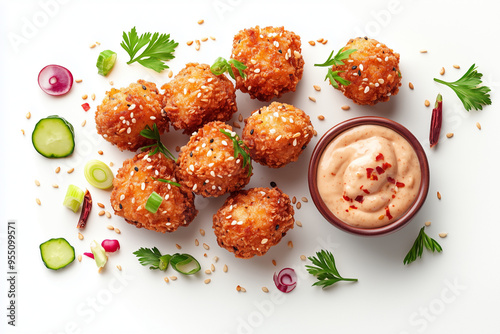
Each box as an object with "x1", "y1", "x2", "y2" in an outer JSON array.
[
  {"x1": 385, "y1": 207, "x2": 393, "y2": 220},
  {"x1": 354, "y1": 195, "x2": 364, "y2": 203},
  {"x1": 387, "y1": 177, "x2": 396, "y2": 184},
  {"x1": 360, "y1": 185, "x2": 370, "y2": 194},
  {"x1": 396, "y1": 181, "x2": 406, "y2": 188},
  {"x1": 366, "y1": 168, "x2": 374, "y2": 178},
  {"x1": 343, "y1": 195, "x2": 352, "y2": 202},
  {"x1": 376, "y1": 153, "x2": 384, "y2": 161},
  {"x1": 349, "y1": 205, "x2": 358, "y2": 210},
  {"x1": 382, "y1": 162, "x2": 392, "y2": 170},
  {"x1": 82, "y1": 103, "x2": 90, "y2": 111},
  {"x1": 376, "y1": 166, "x2": 385, "y2": 175},
  {"x1": 371, "y1": 174, "x2": 378, "y2": 181}
]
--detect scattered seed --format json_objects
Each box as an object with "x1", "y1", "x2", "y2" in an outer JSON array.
[
  {"x1": 200, "y1": 229, "x2": 206, "y2": 236},
  {"x1": 313, "y1": 85, "x2": 321, "y2": 91},
  {"x1": 232, "y1": 121, "x2": 241, "y2": 129},
  {"x1": 476, "y1": 122, "x2": 481, "y2": 130},
  {"x1": 175, "y1": 244, "x2": 182, "y2": 250},
  {"x1": 82, "y1": 94, "x2": 88, "y2": 100},
  {"x1": 198, "y1": 19, "x2": 204, "y2": 24},
  {"x1": 175, "y1": 145, "x2": 180, "y2": 152},
  {"x1": 97, "y1": 202, "x2": 105, "y2": 208},
  {"x1": 81, "y1": 120, "x2": 87, "y2": 127},
  {"x1": 21, "y1": 129, "x2": 25, "y2": 135},
  {"x1": 296, "y1": 202, "x2": 302, "y2": 209},
  {"x1": 205, "y1": 270, "x2": 212, "y2": 275},
  {"x1": 75, "y1": 79, "x2": 83, "y2": 83},
  {"x1": 272, "y1": 259, "x2": 277, "y2": 266},
  {"x1": 309, "y1": 96, "x2": 316, "y2": 102},
  {"x1": 420, "y1": 50, "x2": 428, "y2": 53},
  {"x1": 236, "y1": 285, "x2": 241, "y2": 292},
  {"x1": 300, "y1": 255, "x2": 307, "y2": 261},
  {"x1": 210, "y1": 36, "x2": 216, "y2": 41},
  {"x1": 292, "y1": 196, "x2": 297, "y2": 204},
  {"x1": 213, "y1": 256, "x2": 219, "y2": 263},
  {"x1": 317, "y1": 115, "x2": 325, "y2": 120},
  {"x1": 109, "y1": 162, "x2": 114, "y2": 167},
  {"x1": 89, "y1": 43, "x2": 96, "y2": 49},
  {"x1": 293, "y1": 50, "x2": 302, "y2": 59},
  {"x1": 187, "y1": 40, "x2": 193, "y2": 46},
  {"x1": 439, "y1": 232, "x2": 448, "y2": 238},
  {"x1": 211, "y1": 264, "x2": 215, "y2": 272},
  {"x1": 36, "y1": 198, "x2": 41, "y2": 205},
  {"x1": 195, "y1": 239, "x2": 199, "y2": 246},
  {"x1": 317, "y1": 38, "x2": 324, "y2": 43},
  {"x1": 109, "y1": 80, "x2": 114, "y2": 86},
  {"x1": 296, "y1": 221, "x2": 302, "y2": 227},
  {"x1": 106, "y1": 225, "x2": 114, "y2": 230},
  {"x1": 440, "y1": 67, "x2": 445, "y2": 75},
  {"x1": 114, "y1": 228, "x2": 121, "y2": 234},
  {"x1": 203, "y1": 243, "x2": 210, "y2": 250},
  {"x1": 425, "y1": 221, "x2": 431, "y2": 227},
  {"x1": 446, "y1": 132, "x2": 454, "y2": 138},
  {"x1": 223, "y1": 264, "x2": 228, "y2": 273},
  {"x1": 287, "y1": 241, "x2": 294, "y2": 248},
  {"x1": 164, "y1": 277, "x2": 169, "y2": 283},
  {"x1": 98, "y1": 267, "x2": 104, "y2": 274},
  {"x1": 55, "y1": 166, "x2": 61, "y2": 173},
  {"x1": 78, "y1": 232, "x2": 84, "y2": 240},
  {"x1": 78, "y1": 254, "x2": 82, "y2": 262},
  {"x1": 91, "y1": 93, "x2": 96, "y2": 101},
  {"x1": 308, "y1": 41, "x2": 316, "y2": 46},
  {"x1": 437, "y1": 191, "x2": 442, "y2": 200},
  {"x1": 262, "y1": 287, "x2": 269, "y2": 293},
  {"x1": 301, "y1": 196, "x2": 308, "y2": 203},
  {"x1": 261, "y1": 238, "x2": 269, "y2": 245},
  {"x1": 201, "y1": 37, "x2": 208, "y2": 42},
  {"x1": 98, "y1": 150, "x2": 104, "y2": 155},
  {"x1": 321, "y1": 39, "x2": 328, "y2": 45},
  {"x1": 453, "y1": 64, "x2": 460, "y2": 69},
  {"x1": 35, "y1": 180, "x2": 40, "y2": 186},
  {"x1": 409, "y1": 82, "x2": 414, "y2": 90},
  {"x1": 98, "y1": 210, "x2": 105, "y2": 216},
  {"x1": 240, "y1": 287, "x2": 246, "y2": 292},
  {"x1": 170, "y1": 276, "x2": 178, "y2": 281},
  {"x1": 341, "y1": 105, "x2": 350, "y2": 111},
  {"x1": 425, "y1": 100, "x2": 430, "y2": 107},
  {"x1": 204, "y1": 278, "x2": 211, "y2": 285},
  {"x1": 52, "y1": 184, "x2": 59, "y2": 188},
  {"x1": 105, "y1": 211, "x2": 111, "y2": 218},
  {"x1": 26, "y1": 112, "x2": 31, "y2": 119}
]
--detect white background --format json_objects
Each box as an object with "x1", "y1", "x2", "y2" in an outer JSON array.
[{"x1": 1, "y1": 0, "x2": 499, "y2": 333}]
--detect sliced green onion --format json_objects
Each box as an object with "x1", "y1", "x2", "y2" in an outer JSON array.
[
  {"x1": 84, "y1": 160, "x2": 114, "y2": 189},
  {"x1": 170, "y1": 253, "x2": 201, "y2": 275},
  {"x1": 96, "y1": 50, "x2": 117, "y2": 76},
  {"x1": 63, "y1": 184, "x2": 85, "y2": 212},
  {"x1": 90, "y1": 240, "x2": 107, "y2": 268},
  {"x1": 154, "y1": 178, "x2": 181, "y2": 187},
  {"x1": 159, "y1": 254, "x2": 172, "y2": 271},
  {"x1": 145, "y1": 191, "x2": 163, "y2": 213}
]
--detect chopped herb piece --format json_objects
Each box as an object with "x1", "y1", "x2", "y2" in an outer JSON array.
[
  {"x1": 403, "y1": 227, "x2": 443, "y2": 265},
  {"x1": 306, "y1": 249, "x2": 358, "y2": 289},
  {"x1": 219, "y1": 129, "x2": 252, "y2": 176}
]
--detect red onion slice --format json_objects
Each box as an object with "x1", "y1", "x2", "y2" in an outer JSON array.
[
  {"x1": 273, "y1": 268, "x2": 297, "y2": 293},
  {"x1": 38, "y1": 64, "x2": 73, "y2": 96},
  {"x1": 101, "y1": 239, "x2": 120, "y2": 253},
  {"x1": 83, "y1": 252, "x2": 94, "y2": 259}
]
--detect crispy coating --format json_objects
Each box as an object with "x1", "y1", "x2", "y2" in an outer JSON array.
[
  {"x1": 176, "y1": 121, "x2": 252, "y2": 197},
  {"x1": 110, "y1": 151, "x2": 197, "y2": 233},
  {"x1": 242, "y1": 102, "x2": 314, "y2": 168},
  {"x1": 231, "y1": 26, "x2": 304, "y2": 102},
  {"x1": 161, "y1": 63, "x2": 237, "y2": 134},
  {"x1": 212, "y1": 187, "x2": 294, "y2": 259},
  {"x1": 334, "y1": 37, "x2": 401, "y2": 105},
  {"x1": 95, "y1": 80, "x2": 168, "y2": 151}
]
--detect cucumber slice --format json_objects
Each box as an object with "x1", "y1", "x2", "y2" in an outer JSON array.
[
  {"x1": 40, "y1": 238, "x2": 75, "y2": 270},
  {"x1": 32, "y1": 115, "x2": 75, "y2": 158}
]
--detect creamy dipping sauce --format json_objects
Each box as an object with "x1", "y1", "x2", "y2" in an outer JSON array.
[{"x1": 317, "y1": 124, "x2": 421, "y2": 228}]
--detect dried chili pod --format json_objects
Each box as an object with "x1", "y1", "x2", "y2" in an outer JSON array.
[
  {"x1": 77, "y1": 190, "x2": 92, "y2": 229},
  {"x1": 429, "y1": 94, "x2": 443, "y2": 148}
]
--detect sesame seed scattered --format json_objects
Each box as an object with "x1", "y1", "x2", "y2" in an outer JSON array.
[
  {"x1": 364, "y1": 86, "x2": 370, "y2": 93},
  {"x1": 359, "y1": 64, "x2": 364, "y2": 71},
  {"x1": 296, "y1": 221, "x2": 302, "y2": 227},
  {"x1": 425, "y1": 100, "x2": 430, "y2": 107},
  {"x1": 446, "y1": 133, "x2": 454, "y2": 138},
  {"x1": 82, "y1": 94, "x2": 88, "y2": 100},
  {"x1": 168, "y1": 70, "x2": 173, "y2": 78},
  {"x1": 195, "y1": 239, "x2": 199, "y2": 246},
  {"x1": 201, "y1": 37, "x2": 208, "y2": 42},
  {"x1": 309, "y1": 96, "x2": 316, "y2": 102},
  {"x1": 205, "y1": 269, "x2": 211, "y2": 274},
  {"x1": 409, "y1": 82, "x2": 414, "y2": 90},
  {"x1": 170, "y1": 276, "x2": 177, "y2": 281},
  {"x1": 300, "y1": 255, "x2": 307, "y2": 261},
  {"x1": 262, "y1": 287, "x2": 269, "y2": 293},
  {"x1": 115, "y1": 228, "x2": 121, "y2": 234},
  {"x1": 35, "y1": 179, "x2": 40, "y2": 186},
  {"x1": 98, "y1": 210, "x2": 105, "y2": 216},
  {"x1": 106, "y1": 225, "x2": 114, "y2": 230},
  {"x1": 210, "y1": 36, "x2": 216, "y2": 41},
  {"x1": 420, "y1": 50, "x2": 428, "y2": 53},
  {"x1": 89, "y1": 43, "x2": 96, "y2": 48},
  {"x1": 440, "y1": 67, "x2": 445, "y2": 75},
  {"x1": 453, "y1": 64, "x2": 460, "y2": 69},
  {"x1": 437, "y1": 191, "x2": 442, "y2": 200},
  {"x1": 296, "y1": 202, "x2": 302, "y2": 209},
  {"x1": 223, "y1": 264, "x2": 228, "y2": 273},
  {"x1": 308, "y1": 41, "x2": 316, "y2": 46},
  {"x1": 36, "y1": 198, "x2": 41, "y2": 205},
  {"x1": 313, "y1": 85, "x2": 321, "y2": 91},
  {"x1": 78, "y1": 233, "x2": 84, "y2": 240},
  {"x1": 425, "y1": 221, "x2": 431, "y2": 227},
  {"x1": 75, "y1": 79, "x2": 83, "y2": 83},
  {"x1": 78, "y1": 254, "x2": 82, "y2": 262},
  {"x1": 203, "y1": 243, "x2": 210, "y2": 250},
  {"x1": 292, "y1": 139, "x2": 297, "y2": 146},
  {"x1": 287, "y1": 241, "x2": 293, "y2": 248},
  {"x1": 197, "y1": 19, "x2": 204, "y2": 24},
  {"x1": 116, "y1": 265, "x2": 122, "y2": 271},
  {"x1": 292, "y1": 196, "x2": 296, "y2": 204},
  {"x1": 261, "y1": 238, "x2": 268, "y2": 245},
  {"x1": 272, "y1": 259, "x2": 277, "y2": 266},
  {"x1": 341, "y1": 105, "x2": 350, "y2": 111},
  {"x1": 52, "y1": 184, "x2": 59, "y2": 188},
  {"x1": 164, "y1": 277, "x2": 170, "y2": 283},
  {"x1": 301, "y1": 197, "x2": 308, "y2": 203},
  {"x1": 187, "y1": 40, "x2": 193, "y2": 46},
  {"x1": 476, "y1": 122, "x2": 481, "y2": 130},
  {"x1": 200, "y1": 229, "x2": 205, "y2": 236},
  {"x1": 439, "y1": 232, "x2": 448, "y2": 238},
  {"x1": 26, "y1": 112, "x2": 31, "y2": 119},
  {"x1": 317, "y1": 115, "x2": 325, "y2": 120}
]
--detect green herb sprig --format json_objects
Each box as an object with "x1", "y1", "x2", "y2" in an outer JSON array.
[
  {"x1": 120, "y1": 27, "x2": 178, "y2": 73},
  {"x1": 153, "y1": 178, "x2": 181, "y2": 187},
  {"x1": 140, "y1": 124, "x2": 176, "y2": 161},
  {"x1": 315, "y1": 48, "x2": 357, "y2": 88},
  {"x1": 306, "y1": 250, "x2": 358, "y2": 289},
  {"x1": 133, "y1": 247, "x2": 200, "y2": 275},
  {"x1": 434, "y1": 64, "x2": 491, "y2": 111},
  {"x1": 210, "y1": 57, "x2": 247, "y2": 79},
  {"x1": 403, "y1": 227, "x2": 443, "y2": 265},
  {"x1": 219, "y1": 129, "x2": 252, "y2": 177}
]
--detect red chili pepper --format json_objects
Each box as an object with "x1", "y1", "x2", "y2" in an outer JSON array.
[
  {"x1": 82, "y1": 103, "x2": 91, "y2": 111},
  {"x1": 77, "y1": 190, "x2": 92, "y2": 229},
  {"x1": 382, "y1": 162, "x2": 392, "y2": 170},
  {"x1": 396, "y1": 181, "x2": 406, "y2": 188},
  {"x1": 376, "y1": 153, "x2": 384, "y2": 161},
  {"x1": 376, "y1": 166, "x2": 385, "y2": 175},
  {"x1": 343, "y1": 195, "x2": 352, "y2": 202},
  {"x1": 387, "y1": 177, "x2": 396, "y2": 184},
  {"x1": 349, "y1": 205, "x2": 358, "y2": 210},
  {"x1": 429, "y1": 94, "x2": 443, "y2": 148},
  {"x1": 360, "y1": 185, "x2": 370, "y2": 194},
  {"x1": 385, "y1": 207, "x2": 393, "y2": 220},
  {"x1": 366, "y1": 168, "x2": 374, "y2": 179},
  {"x1": 354, "y1": 195, "x2": 364, "y2": 203}
]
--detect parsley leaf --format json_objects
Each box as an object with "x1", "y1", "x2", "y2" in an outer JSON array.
[
  {"x1": 315, "y1": 48, "x2": 357, "y2": 88},
  {"x1": 306, "y1": 250, "x2": 358, "y2": 289},
  {"x1": 140, "y1": 124, "x2": 176, "y2": 161},
  {"x1": 403, "y1": 227, "x2": 443, "y2": 265},
  {"x1": 210, "y1": 57, "x2": 247, "y2": 79},
  {"x1": 133, "y1": 247, "x2": 200, "y2": 274},
  {"x1": 133, "y1": 247, "x2": 163, "y2": 270},
  {"x1": 434, "y1": 64, "x2": 492, "y2": 111},
  {"x1": 120, "y1": 27, "x2": 178, "y2": 73},
  {"x1": 219, "y1": 129, "x2": 252, "y2": 177}
]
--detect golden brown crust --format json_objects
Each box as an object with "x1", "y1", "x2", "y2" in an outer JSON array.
[
  {"x1": 231, "y1": 26, "x2": 304, "y2": 101},
  {"x1": 212, "y1": 187, "x2": 294, "y2": 258},
  {"x1": 242, "y1": 102, "x2": 314, "y2": 168},
  {"x1": 161, "y1": 63, "x2": 237, "y2": 134},
  {"x1": 334, "y1": 37, "x2": 401, "y2": 105},
  {"x1": 95, "y1": 80, "x2": 168, "y2": 151},
  {"x1": 176, "y1": 121, "x2": 251, "y2": 197},
  {"x1": 110, "y1": 151, "x2": 197, "y2": 233}
]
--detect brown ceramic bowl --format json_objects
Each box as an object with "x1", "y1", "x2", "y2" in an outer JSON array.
[{"x1": 308, "y1": 116, "x2": 429, "y2": 236}]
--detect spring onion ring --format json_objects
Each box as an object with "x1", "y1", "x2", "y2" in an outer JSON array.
[
  {"x1": 145, "y1": 191, "x2": 163, "y2": 213},
  {"x1": 84, "y1": 160, "x2": 114, "y2": 189},
  {"x1": 63, "y1": 184, "x2": 85, "y2": 212},
  {"x1": 170, "y1": 253, "x2": 201, "y2": 275}
]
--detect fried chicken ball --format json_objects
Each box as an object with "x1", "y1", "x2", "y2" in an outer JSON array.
[
  {"x1": 95, "y1": 80, "x2": 168, "y2": 151},
  {"x1": 242, "y1": 102, "x2": 314, "y2": 168},
  {"x1": 161, "y1": 63, "x2": 237, "y2": 134},
  {"x1": 231, "y1": 26, "x2": 304, "y2": 101},
  {"x1": 110, "y1": 151, "x2": 197, "y2": 233},
  {"x1": 333, "y1": 37, "x2": 401, "y2": 105},
  {"x1": 212, "y1": 187, "x2": 294, "y2": 259},
  {"x1": 176, "y1": 121, "x2": 252, "y2": 197}
]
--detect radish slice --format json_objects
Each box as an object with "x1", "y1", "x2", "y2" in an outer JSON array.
[
  {"x1": 38, "y1": 64, "x2": 73, "y2": 96},
  {"x1": 83, "y1": 252, "x2": 94, "y2": 259},
  {"x1": 273, "y1": 268, "x2": 297, "y2": 293},
  {"x1": 101, "y1": 239, "x2": 120, "y2": 253}
]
